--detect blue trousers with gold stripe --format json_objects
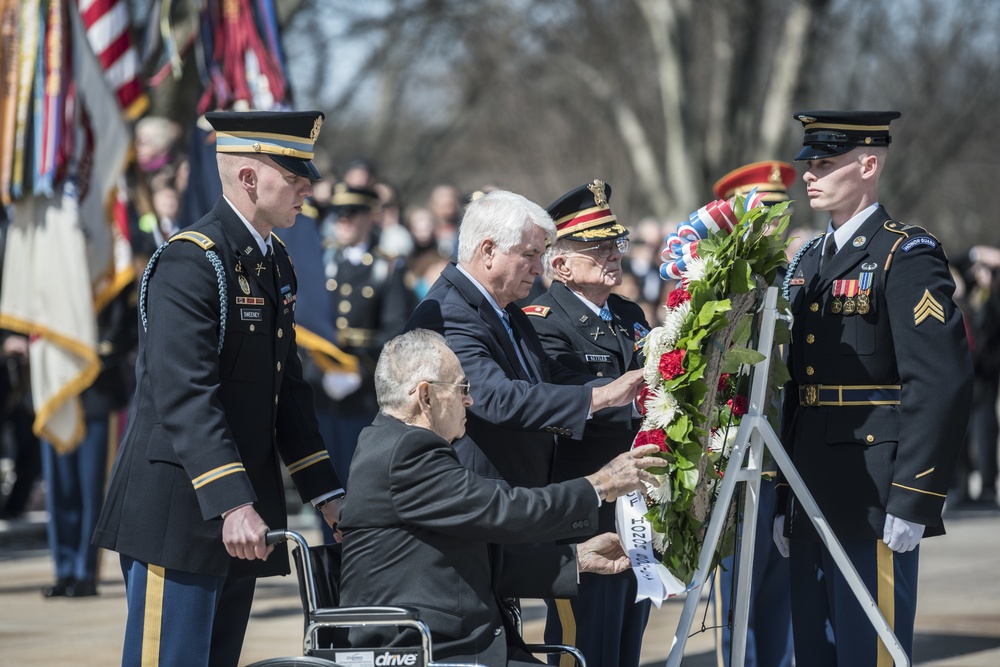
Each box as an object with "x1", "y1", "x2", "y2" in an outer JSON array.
[
  {"x1": 789, "y1": 539, "x2": 918, "y2": 667},
  {"x1": 120, "y1": 556, "x2": 256, "y2": 667},
  {"x1": 544, "y1": 571, "x2": 651, "y2": 667}
]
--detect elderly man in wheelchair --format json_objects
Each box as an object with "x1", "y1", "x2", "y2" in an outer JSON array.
[{"x1": 258, "y1": 329, "x2": 659, "y2": 667}]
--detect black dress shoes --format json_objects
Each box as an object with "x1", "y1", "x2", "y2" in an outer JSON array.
[
  {"x1": 65, "y1": 579, "x2": 98, "y2": 597},
  {"x1": 42, "y1": 578, "x2": 74, "y2": 598},
  {"x1": 42, "y1": 578, "x2": 99, "y2": 598}
]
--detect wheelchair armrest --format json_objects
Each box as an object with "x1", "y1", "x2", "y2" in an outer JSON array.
[
  {"x1": 524, "y1": 643, "x2": 586, "y2": 667},
  {"x1": 310, "y1": 605, "x2": 421, "y2": 625}
]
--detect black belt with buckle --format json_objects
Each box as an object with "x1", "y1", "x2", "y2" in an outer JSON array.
[{"x1": 799, "y1": 384, "x2": 901, "y2": 407}]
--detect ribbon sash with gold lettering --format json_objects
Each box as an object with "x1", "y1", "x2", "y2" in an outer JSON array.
[{"x1": 616, "y1": 491, "x2": 690, "y2": 607}]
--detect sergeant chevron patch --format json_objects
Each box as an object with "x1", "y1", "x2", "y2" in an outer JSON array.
[{"x1": 914, "y1": 289, "x2": 945, "y2": 325}]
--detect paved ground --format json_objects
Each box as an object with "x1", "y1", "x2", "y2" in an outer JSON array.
[{"x1": 1, "y1": 505, "x2": 998, "y2": 666}]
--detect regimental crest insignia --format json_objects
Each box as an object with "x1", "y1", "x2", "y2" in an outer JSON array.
[
  {"x1": 310, "y1": 115, "x2": 323, "y2": 141},
  {"x1": 588, "y1": 179, "x2": 608, "y2": 208}
]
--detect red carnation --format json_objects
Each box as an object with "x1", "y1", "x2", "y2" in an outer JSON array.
[
  {"x1": 637, "y1": 385, "x2": 654, "y2": 416},
  {"x1": 726, "y1": 395, "x2": 748, "y2": 418},
  {"x1": 666, "y1": 288, "x2": 692, "y2": 309},
  {"x1": 635, "y1": 428, "x2": 670, "y2": 453},
  {"x1": 717, "y1": 373, "x2": 731, "y2": 393},
  {"x1": 658, "y1": 349, "x2": 686, "y2": 380}
]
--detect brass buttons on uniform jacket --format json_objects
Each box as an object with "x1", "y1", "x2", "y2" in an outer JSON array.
[
  {"x1": 277, "y1": 328, "x2": 283, "y2": 338},
  {"x1": 806, "y1": 366, "x2": 815, "y2": 376},
  {"x1": 806, "y1": 334, "x2": 815, "y2": 344},
  {"x1": 867, "y1": 434, "x2": 875, "y2": 443},
  {"x1": 810, "y1": 302, "x2": 820, "y2": 312},
  {"x1": 276, "y1": 362, "x2": 282, "y2": 372}
]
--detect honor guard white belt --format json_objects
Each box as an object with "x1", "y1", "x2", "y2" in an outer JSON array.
[{"x1": 799, "y1": 384, "x2": 901, "y2": 407}]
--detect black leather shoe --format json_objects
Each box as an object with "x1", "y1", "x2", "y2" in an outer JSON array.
[
  {"x1": 65, "y1": 579, "x2": 98, "y2": 598},
  {"x1": 42, "y1": 578, "x2": 74, "y2": 598}
]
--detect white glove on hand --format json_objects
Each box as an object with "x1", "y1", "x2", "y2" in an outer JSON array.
[
  {"x1": 773, "y1": 515, "x2": 790, "y2": 558},
  {"x1": 322, "y1": 371, "x2": 362, "y2": 400},
  {"x1": 882, "y1": 513, "x2": 925, "y2": 553}
]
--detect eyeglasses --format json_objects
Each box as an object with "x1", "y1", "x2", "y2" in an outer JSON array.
[
  {"x1": 410, "y1": 380, "x2": 472, "y2": 396},
  {"x1": 572, "y1": 237, "x2": 630, "y2": 258},
  {"x1": 429, "y1": 380, "x2": 472, "y2": 396}
]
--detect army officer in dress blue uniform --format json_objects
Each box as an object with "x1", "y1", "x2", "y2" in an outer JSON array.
[
  {"x1": 93, "y1": 110, "x2": 345, "y2": 667},
  {"x1": 774, "y1": 110, "x2": 973, "y2": 667},
  {"x1": 311, "y1": 183, "x2": 414, "y2": 493},
  {"x1": 523, "y1": 180, "x2": 650, "y2": 667}
]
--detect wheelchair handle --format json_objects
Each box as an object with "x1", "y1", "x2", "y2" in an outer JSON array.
[{"x1": 265, "y1": 529, "x2": 289, "y2": 547}]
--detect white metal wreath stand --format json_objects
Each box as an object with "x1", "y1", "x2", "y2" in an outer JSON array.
[{"x1": 665, "y1": 286, "x2": 909, "y2": 667}]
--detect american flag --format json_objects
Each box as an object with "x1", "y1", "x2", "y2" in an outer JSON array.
[{"x1": 77, "y1": 0, "x2": 147, "y2": 119}]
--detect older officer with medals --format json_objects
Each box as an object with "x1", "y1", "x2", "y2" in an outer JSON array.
[
  {"x1": 93, "y1": 110, "x2": 345, "y2": 667},
  {"x1": 523, "y1": 180, "x2": 651, "y2": 667},
  {"x1": 775, "y1": 110, "x2": 973, "y2": 666}
]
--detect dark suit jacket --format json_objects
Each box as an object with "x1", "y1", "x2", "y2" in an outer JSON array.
[
  {"x1": 779, "y1": 206, "x2": 972, "y2": 540},
  {"x1": 524, "y1": 282, "x2": 647, "y2": 532},
  {"x1": 339, "y1": 413, "x2": 599, "y2": 664},
  {"x1": 94, "y1": 199, "x2": 342, "y2": 577},
  {"x1": 404, "y1": 263, "x2": 606, "y2": 488}
]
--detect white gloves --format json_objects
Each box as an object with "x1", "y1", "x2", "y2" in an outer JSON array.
[
  {"x1": 772, "y1": 515, "x2": 790, "y2": 558},
  {"x1": 322, "y1": 371, "x2": 362, "y2": 400},
  {"x1": 883, "y1": 513, "x2": 925, "y2": 553}
]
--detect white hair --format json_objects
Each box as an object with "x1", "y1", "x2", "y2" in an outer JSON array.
[
  {"x1": 542, "y1": 237, "x2": 581, "y2": 280},
  {"x1": 374, "y1": 329, "x2": 447, "y2": 414},
  {"x1": 456, "y1": 190, "x2": 556, "y2": 263}
]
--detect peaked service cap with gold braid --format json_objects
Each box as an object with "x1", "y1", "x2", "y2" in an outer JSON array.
[
  {"x1": 713, "y1": 160, "x2": 796, "y2": 205},
  {"x1": 206, "y1": 110, "x2": 325, "y2": 180},
  {"x1": 545, "y1": 180, "x2": 628, "y2": 243},
  {"x1": 793, "y1": 110, "x2": 901, "y2": 161},
  {"x1": 329, "y1": 182, "x2": 379, "y2": 215}
]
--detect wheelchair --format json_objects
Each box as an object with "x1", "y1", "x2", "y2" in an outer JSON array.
[{"x1": 245, "y1": 529, "x2": 586, "y2": 667}]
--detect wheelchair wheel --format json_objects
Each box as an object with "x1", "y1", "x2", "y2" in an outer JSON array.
[{"x1": 244, "y1": 657, "x2": 343, "y2": 667}]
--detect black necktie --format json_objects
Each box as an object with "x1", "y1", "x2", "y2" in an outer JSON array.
[{"x1": 822, "y1": 237, "x2": 837, "y2": 271}]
